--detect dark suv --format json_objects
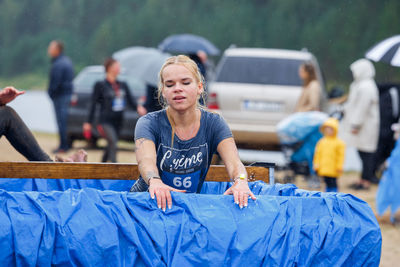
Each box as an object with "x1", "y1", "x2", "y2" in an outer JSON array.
[{"x1": 67, "y1": 65, "x2": 146, "y2": 146}]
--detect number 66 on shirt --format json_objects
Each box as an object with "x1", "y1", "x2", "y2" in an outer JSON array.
[{"x1": 173, "y1": 176, "x2": 192, "y2": 188}]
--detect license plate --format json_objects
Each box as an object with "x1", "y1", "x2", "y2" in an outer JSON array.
[{"x1": 242, "y1": 100, "x2": 283, "y2": 112}]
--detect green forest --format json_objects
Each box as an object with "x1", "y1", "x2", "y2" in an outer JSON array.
[{"x1": 0, "y1": 0, "x2": 399, "y2": 89}]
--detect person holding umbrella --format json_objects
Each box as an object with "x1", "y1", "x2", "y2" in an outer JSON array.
[
  {"x1": 189, "y1": 50, "x2": 208, "y2": 78},
  {"x1": 141, "y1": 83, "x2": 163, "y2": 114},
  {"x1": 159, "y1": 34, "x2": 219, "y2": 81},
  {"x1": 83, "y1": 58, "x2": 144, "y2": 162},
  {"x1": 130, "y1": 55, "x2": 255, "y2": 211}
]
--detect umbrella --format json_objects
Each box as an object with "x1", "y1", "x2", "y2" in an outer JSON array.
[
  {"x1": 365, "y1": 35, "x2": 400, "y2": 67},
  {"x1": 158, "y1": 34, "x2": 220, "y2": 56},
  {"x1": 113, "y1": 47, "x2": 171, "y2": 86}
]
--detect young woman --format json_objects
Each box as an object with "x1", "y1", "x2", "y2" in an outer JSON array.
[
  {"x1": 130, "y1": 55, "x2": 256, "y2": 210},
  {"x1": 295, "y1": 63, "x2": 321, "y2": 112},
  {"x1": 83, "y1": 58, "x2": 142, "y2": 162}
]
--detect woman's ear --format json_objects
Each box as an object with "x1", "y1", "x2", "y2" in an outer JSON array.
[{"x1": 198, "y1": 82, "x2": 204, "y2": 95}]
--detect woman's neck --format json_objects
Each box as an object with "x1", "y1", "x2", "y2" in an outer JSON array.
[
  {"x1": 304, "y1": 79, "x2": 316, "y2": 87},
  {"x1": 106, "y1": 74, "x2": 117, "y2": 83},
  {"x1": 168, "y1": 107, "x2": 199, "y2": 128}
]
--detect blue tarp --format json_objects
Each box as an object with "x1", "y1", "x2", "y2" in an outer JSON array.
[
  {"x1": 377, "y1": 138, "x2": 400, "y2": 221},
  {"x1": 0, "y1": 180, "x2": 381, "y2": 266}
]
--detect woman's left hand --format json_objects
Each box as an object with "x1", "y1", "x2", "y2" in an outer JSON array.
[{"x1": 224, "y1": 180, "x2": 256, "y2": 209}]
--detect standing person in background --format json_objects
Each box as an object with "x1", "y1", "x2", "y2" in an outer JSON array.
[
  {"x1": 189, "y1": 50, "x2": 209, "y2": 106},
  {"x1": 313, "y1": 118, "x2": 346, "y2": 192},
  {"x1": 47, "y1": 40, "x2": 74, "y2": 153},
  {"x1": 83, "y1": 58, "x2": 142, "y2": 162},
  {"x1": 295, "y1": 62, "x2": 322, "y2": 188},
  {"x1": 139, "y1": 83, "x2": 163, "y2": 116},
  {"x1": 342, "y1": 58, "x2": 380, "y2": 190},
  {"x1": 295, "y1": 63, "x2": 321, "y2": 112},
  {"x1": 189, "y1": 50, "x2": 207, "y2": 79}
]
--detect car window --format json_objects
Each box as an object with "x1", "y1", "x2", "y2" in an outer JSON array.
[
  {"x1": 74, "y1": 70, "x2": 146, "y2": 98},
  {"x1": 120, "y1": 75, "x2": 146, "y2": 98},
  {"x1": 73, "y1": 71, "x2": 104, "y2": 93},
  {"x1": 216, "y1": 56, "x2": 304, "y2": 86}
]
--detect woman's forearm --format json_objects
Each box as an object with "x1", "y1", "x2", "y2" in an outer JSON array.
[
  {"x1": 225, "y1": 160, "x2": 247, "y2": 182},
  {"x1": 138, "y1": 159, "x2": 160, "y2": 184},
  {"x1": 135, "y1": 138, "x2": 160, "y2": 184},
  {"x1": 217, "y1": 138, "x2": 248, "y2": 182}
]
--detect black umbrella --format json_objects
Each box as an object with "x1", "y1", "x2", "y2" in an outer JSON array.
[
  {"x1": 365, "y1": 35, "x2": 400, "y2": 67},
  {"x1": 158, "y1": 34, "x2": 220, "y2": 56}
]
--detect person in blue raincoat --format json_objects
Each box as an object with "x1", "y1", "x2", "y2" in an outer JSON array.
[
  {"x1": 376, "y1": 124, "x2": 400, "y2": 222},
  {"x1": 130, "y1": 55, "x2": 256, "y2": 211}
]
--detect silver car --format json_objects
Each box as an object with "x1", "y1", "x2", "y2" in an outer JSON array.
[{"x1": 208, "y1": 48, "x2": 325, "y2": 149}]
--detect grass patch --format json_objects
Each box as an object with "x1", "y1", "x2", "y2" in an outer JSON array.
[{"x1": 0, "y1": 73, "x2": 48, "y2": 91}]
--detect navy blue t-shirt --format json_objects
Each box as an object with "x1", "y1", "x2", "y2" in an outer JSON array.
[{"x1": 135, "y1": 109, "x2": 232, "y2": 193}]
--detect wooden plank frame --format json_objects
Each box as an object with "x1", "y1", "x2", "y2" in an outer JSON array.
[{"x1": 0, "y1": 162, "x2": 273, "y2": 184}]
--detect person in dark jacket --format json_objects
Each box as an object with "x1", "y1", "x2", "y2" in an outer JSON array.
[
  {"x1": 141, "y1": 83, "x2": 163, "y2": 114},
  {"x1": 47, "y1": 40, "x2": 74, "y2": 153},
  {"x1": 83, "y1": 58, "x2": 139, "y2": 162}
]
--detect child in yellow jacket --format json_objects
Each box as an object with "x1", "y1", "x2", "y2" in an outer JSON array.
[{"x1": 313, "y1": 118, "x2": 346, "y2": 192}]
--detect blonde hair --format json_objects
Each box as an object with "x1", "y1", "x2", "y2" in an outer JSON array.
[{"x1": 158, "y1": 55, "x2": 207, "y2": 147}]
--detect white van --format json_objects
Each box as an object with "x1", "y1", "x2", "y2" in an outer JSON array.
[{"x1": 208, "y1": 47, "x2": 325, "y2": 149}]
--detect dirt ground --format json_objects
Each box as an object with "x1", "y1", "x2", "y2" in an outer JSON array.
[{"x1": 0, "y1": 132, "x2": 399, "y2": 266}]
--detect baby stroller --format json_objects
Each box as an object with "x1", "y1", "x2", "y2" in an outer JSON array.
[{"x1": 277, "y1": 112, "x2": 329, "y2": 186}]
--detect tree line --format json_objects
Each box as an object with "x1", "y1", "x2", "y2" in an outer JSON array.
[{"x1": 0, "y1": 0, "x2": 399, "y2": 86}]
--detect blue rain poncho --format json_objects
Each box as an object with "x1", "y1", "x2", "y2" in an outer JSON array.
[{"x1": 376, "y1": 138, "x2": 400, "y2": 221}]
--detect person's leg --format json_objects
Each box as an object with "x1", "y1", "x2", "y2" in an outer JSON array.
[
  {"x1": 324, "y1": 176, "x2": 338, "y2": 192},
  {"x1": 364, "y1": 152, "x2": 376, "y2": 181},
  {"x1": 52, "y1": 97, "x2": 62, "y2": 150},
  {"x1": 98, "y1": 124, "x2": 118, "y2": 163},
  {"x1": 53, "y1": 95, "x2": 71, "y2": 151},
  {"x1": 101, "y1": 148, "x2": 109, "y2": 163},
  {"x1": 0, "y1": 106, "x2": 52, "y2": 161},
  {"x1": 357, "y1": 150, "x2": 373, "y2": 189}
]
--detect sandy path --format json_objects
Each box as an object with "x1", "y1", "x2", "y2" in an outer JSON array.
[{"x1": 1, "y1": 132, "x2": 399, "y2": 266}]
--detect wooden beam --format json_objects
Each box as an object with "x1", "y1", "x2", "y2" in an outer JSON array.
[{"x1": 0, "y1": 162, "x2": 270, "y2": 183}]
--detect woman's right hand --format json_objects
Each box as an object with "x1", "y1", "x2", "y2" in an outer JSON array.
[
  {"x1": 137, "y1": 105, "x2": 147, "y2": 116},
  {"x1": 83, "y1": 123, "x2": 92, "y2": 132},
  {"x1": 149, "y1": 178, "x2": 186, "y2": 211}
]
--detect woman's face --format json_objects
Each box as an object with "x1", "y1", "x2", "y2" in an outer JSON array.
[
  {"x1": 107, "y1": 61, "x2": 121, "y2": 76},
  {"x1": 161, "y1": 64, "x2": 203, "y2": 111},
  {"x1": 298, "y1": 66, "x2": 308, "y2": 81}
]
